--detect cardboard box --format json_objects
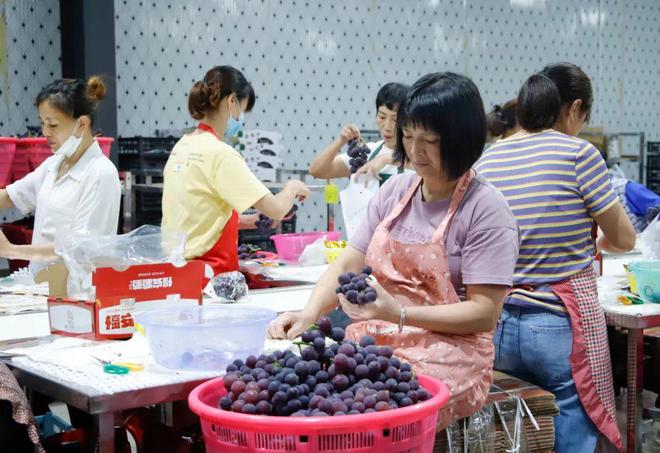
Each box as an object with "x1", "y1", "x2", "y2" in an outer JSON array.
[{"x1": 47, "y1": 261, "x2": 206, "y2": 340}]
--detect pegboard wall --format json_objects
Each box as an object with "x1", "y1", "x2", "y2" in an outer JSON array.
[
  {"x1": 113, "y1": 0, "x2": 660, "y2": 233},
  {"x1": 0, "y1": 0, "x2": 61, "y2": 135},
  {"x1": 4, "y1": 1, "x2": 658, "y2": 233}
]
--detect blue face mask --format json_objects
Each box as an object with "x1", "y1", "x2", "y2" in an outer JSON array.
[{"x1": 223, "y1": 100, "x2": 244, "y2": 143}]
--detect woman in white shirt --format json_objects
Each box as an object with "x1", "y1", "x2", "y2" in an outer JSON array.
[
  {"x1": 0, "y1": 76, "x2": 120, "y2": 272},
  {"x1": 309, "y1": 82, "x2": 411, "y2": 185}
]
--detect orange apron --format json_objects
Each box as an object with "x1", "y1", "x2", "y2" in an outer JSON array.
[{"x1": 346, "y1": 170, "x2": 494, "y2": 429}]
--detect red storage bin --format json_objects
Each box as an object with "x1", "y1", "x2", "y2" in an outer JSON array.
[
  {"x1": 96, "y1": 137, "x2": 114, "y2": 157},
  {"x1": 12, "y1": 139, "x2": 32, "y2": 182},
  {"x1": 0, "y1": 137, "x2": 18, "y2": 188},
  {"x1": 24, "y1": 136, "x2": 114, "y2": 173},
  {"x1": 23, "y1": 137, "x2": 52, "y2": 171}
]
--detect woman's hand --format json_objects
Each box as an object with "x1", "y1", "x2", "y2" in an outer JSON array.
[
  {"x1": 337, "y1": 124, "x2": 361, "y2": 146},
  {"x1": 268, "y1": 311, "x2": 318, "y2": 340},
  {"x1": 353, "y1": 160, "x2": 382, "y2": 187},
  {"x1": 338, "y1": 277, "x2": 400, "y2": 323}
]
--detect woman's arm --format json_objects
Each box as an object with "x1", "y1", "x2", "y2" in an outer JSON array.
[
  {"x1": 253, "y1": 180, "x2": 310, "y2": 220},
  {"x1": 339, "y1": 281, "x2": 506, "y2": 335},
  {"x1": 309, "y1": 124, "x2": 359, "y2": 179},
  {"x1": 268, "y1": 246, "x2": 366, "y2": 339},
  {"x1": 0, "y1": 230, "x2": 58, "y2": 262},
  {"x1": 594, "y1": 202, "x2": 636, "y2": 253}
]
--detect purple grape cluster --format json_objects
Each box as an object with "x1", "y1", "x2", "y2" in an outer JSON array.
[
  {"x1": 347, "y1": 139, "x2": 370, "y2": 174},
  {"x1": 238, "y1": 244, "x2": 266, "y2": 260},
  {"x1": 255, "y1": 214, "x2": 274, "y2": 234},
  {"x1": 217, "y1": 317, "x2": 431, "y2": 417},
  {"x1": 336, "y1": 266, "x2": 377, "y2": 304}
]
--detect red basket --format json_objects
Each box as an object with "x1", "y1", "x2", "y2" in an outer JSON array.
[
  {"x1": 24, "y1": 136, "x2": 114, "y2": 172},
  {"x1": 97, "y1": 137, "x2": 114, "y2": 157},
  {"x1": 12, "y1": 139, "x2": 32, "y2": 182},
  {"x1": 23, "y1": 137, "x2": 52, "y2": 171},
  {"x1": 0, "y1": 137, "x2": 18, "y2": 188},
  {"x1": 189, "y1": 374, "x2": 449, "y2": 453}
]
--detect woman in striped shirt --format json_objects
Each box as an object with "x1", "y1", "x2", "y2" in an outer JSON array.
[{"x1": 476, "y1": 63, "x2": 635, "y2": 452}]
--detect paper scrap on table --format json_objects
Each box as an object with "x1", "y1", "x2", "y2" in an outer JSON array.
[{"x1": 339, "y1": 176, "x2": 379, "y2": 242}]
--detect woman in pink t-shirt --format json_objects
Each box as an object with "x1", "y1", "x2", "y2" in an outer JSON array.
[{"x1": 270, "y1": 73, "x2": 519, "y2": 427}]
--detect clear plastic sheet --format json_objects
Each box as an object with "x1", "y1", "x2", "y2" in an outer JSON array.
[
  {"x1": 54, "y1": 225, "x2": 186, "y2": 299},
  {"x1": 445, "y1": 405, "x2": 497, "y2": 453},
  {"x1": 204, "y1": 271, "x2": 249, "y2": 303}
]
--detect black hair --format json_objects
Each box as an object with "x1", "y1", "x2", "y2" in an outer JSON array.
[
  {"x1": 487, "y1": 98, "x2": 518, "y2": 137},
  {"x1": 245, "y1": 82, "x2": 256, "y2": 112},
  {"x1": 188, "y1": 65, "x2": 254, "y2": 120},
  {"x1": 394, "y1": 72, "x2": 486, "y2": 180},
  {"x1": 35, "y1": 76, "x2": 106, "y2": 124},
  {"x1": 375, "y1": 82, "x2": 409, "y2": 112},
  {"x1": 517, "y1": 62, "x2": 593, "y2": 131}
]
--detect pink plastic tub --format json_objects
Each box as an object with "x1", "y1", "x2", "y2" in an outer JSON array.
[
  {"x1": 189, "y1": 374, "x2": 449, "y2": 453},
  {"x1": 271, "y1": 231, "x2": 341, "y2": 263}
]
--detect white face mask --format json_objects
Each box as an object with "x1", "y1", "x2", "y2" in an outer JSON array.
[{"x1": 55, "y1": 119, "x2": 83, "y2": 157}]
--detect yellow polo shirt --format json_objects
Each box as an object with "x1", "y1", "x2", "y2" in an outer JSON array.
[{"x1": 162, "y1": 131, "x2": 270, "y2": 259}]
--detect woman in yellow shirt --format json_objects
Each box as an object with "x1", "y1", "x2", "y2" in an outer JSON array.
[{"x1": 162, "y1": 66, "x2": 309, "y2": 275}]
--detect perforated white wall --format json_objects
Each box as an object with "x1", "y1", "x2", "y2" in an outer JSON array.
[
  {"x1": 110, "y1": 0, "x2": 660, "y2": 233},
  {"x1": 0, "y1": 0, "x2": 61, "y2": 136}
]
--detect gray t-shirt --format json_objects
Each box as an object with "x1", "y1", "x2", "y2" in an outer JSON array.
[{"x1": 350, "y1": 172, "x2": 519, "y2": 299}]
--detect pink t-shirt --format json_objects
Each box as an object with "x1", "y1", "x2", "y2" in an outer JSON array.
[{"x1": 350, "y1": 172, "x2": 519, "y2": 299}]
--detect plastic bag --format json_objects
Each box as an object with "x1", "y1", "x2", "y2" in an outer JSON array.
[
  {"x1": 444, "y1": 405, "x2": 497, "y2": 453},
  {"x1": 204, "y1": 271, "x2": 248, "y2": 303},
  {"x1": 640, "y1": 214, "x2": 660, "y2": 259},
  {"x1": 298, "y1": 237, "x2": 327, "y2": 266},
  {"x1": 54, "y1": 225, "x2": 186, "y2": 299}
]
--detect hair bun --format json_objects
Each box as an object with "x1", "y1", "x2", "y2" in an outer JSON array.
[{"x1": 87, "y1": 75, "x2": 107, "y2": 101}]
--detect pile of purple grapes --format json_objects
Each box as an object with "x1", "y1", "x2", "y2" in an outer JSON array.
[
  {"x1": 347, "y1": 139, "x2": 371, "y2": 174},
  {"x1": 238, "y1": 244, "x2": 266, "y2": 260},
  {"x1": 218, "y1": 317, "x2": 430, "y2": 417},
  {"x1": 336, "y1": 266, "x2": 377, "y2": 304},
  {"x1": 255, "y1": 214, "x2": 274, "y2": 234}
]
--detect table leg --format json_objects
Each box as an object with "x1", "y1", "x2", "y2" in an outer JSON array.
[
  {"x1": 626, "y1": 328, "x2": 644, "y2": 452},
  {"x1": 95, "y1": 412, "x2": 115, "y2": 453}
]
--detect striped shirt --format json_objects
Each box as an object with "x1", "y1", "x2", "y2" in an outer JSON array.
[{"x1": 475, "y1": 130, "x2": 618, "y2": 312}]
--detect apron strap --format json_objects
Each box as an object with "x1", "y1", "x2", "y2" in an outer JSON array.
[
  {"x1": 431, "y1": 170, "x2": 475, "y2": 243},
  {"x1": 368, "y1": 142, "x2": 385, "y2": 161},
  {"x1": 197, "y1": 122, "x2": 221, "y2": 140}
]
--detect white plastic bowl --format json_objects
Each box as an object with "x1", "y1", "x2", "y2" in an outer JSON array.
[{"x1": 134, "y1": 305, "x2": 277, "y2": 371}]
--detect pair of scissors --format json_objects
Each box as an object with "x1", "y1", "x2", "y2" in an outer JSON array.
[{"x1": 91, "y1": 356, "x2": 144, "y2": 374}]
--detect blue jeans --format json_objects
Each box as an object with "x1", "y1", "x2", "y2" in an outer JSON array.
[{"x1": 493, "y1": 304, "x2": 599, "y2": 453}]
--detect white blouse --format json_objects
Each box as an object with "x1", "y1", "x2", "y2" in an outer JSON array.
[{"x1": 6, "y1": 140, "x2": 121, "y2": 272}]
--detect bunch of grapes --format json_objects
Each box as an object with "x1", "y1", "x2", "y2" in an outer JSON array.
[
  {"x1": 217, "y1": 317, "x2": 431, "y2": 417},
  {"x1": 335, "y1": 266, "x2": 377, "y2": 304},
  {"x1": 255, "y1": 214, "x2": 274, "y2": 234},
  {"x1": 347, "y1": 139, "x2": 371, "y2": 174},
  {"x1": 238, "y1": 244, "x2": 266, "y2": 260}
]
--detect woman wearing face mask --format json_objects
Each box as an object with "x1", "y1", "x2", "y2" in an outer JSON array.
[
  {"x1": 161, "y1": 66, "x2": 310, "y2": 275},
  {"x1": 270, "y1": 73, "x2": 519, "y2": 428},
  {"x1": 0, "y1": 77, "x2": 120, "y2": 271},
  {"x1": 476, "y1": 63, "x2": 635, "y2": 452}
]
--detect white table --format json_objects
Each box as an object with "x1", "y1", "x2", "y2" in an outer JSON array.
[{"x1": 600, "y1": 253, "x2": 660, "y2": 452}]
